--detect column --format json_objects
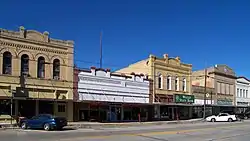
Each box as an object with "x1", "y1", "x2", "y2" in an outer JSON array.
[
  {"x1": 35, "y1": 100, "x2": 39, "y2": 116},
  {"x1": 14, "y1": 100, "x2": 19, "y2": 116},
  {"x1": 188, "y1": 107, "x2": 193, "y2": 119},
  {"x1": 121, "y1": 106, "x2": 124, "y2": 121},
  {"x1": 67, "y1": 101, "x2": 73, "y2": 121}
]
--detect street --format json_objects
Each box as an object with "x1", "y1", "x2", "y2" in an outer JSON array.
[{"x1": 1, "y1": 121, "x2": 250, "y2": 141}]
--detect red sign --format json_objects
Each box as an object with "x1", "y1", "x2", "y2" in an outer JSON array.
[{"x1": 155, "y1": 94, "x2": 174, "y2": 103}]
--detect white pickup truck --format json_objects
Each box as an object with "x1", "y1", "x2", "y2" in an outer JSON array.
[{"x1": 206, "y1": 113, "x2": 237, "y2": 122}]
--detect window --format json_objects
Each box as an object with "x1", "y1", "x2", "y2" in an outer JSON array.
[
  {"x1": 157, "y1": 73, "x2": 163, "y2": 89},
  {"x1": 246, "y1": 90, "x2": 248, "y2": 98},
  {"x1": 20, "y1": 54, "x2": 29, "y2": 76},
  {"x1": 167, "y1": 76, "x2": 171, "y2": 90},
  {"x1": 182, "y1": 78, "x2": 187, "y2": 91},
  {"x1": 175, "y1": 77, "x2": 179, "y2": 91},
  {"x1": 37, "y1": 57, "x2": 45, "y2": 78},
  {"x1": 217, "y1": 82, "x2": 221, "y2": 93},
  {"x1": 237, "y1": 88, "x2": 239, "y2": 97},
  {"x1": 240, "y1": 89, "x2": 242, "y2": 97},
  {"x1": 243, "y1": 90, "x2": 246, "y2": 98},
  {"x1": 2, "y1": 51, "x2": 12, "y2": 75},
  {"x1": 58, "y1": 105, "x2": 66, "y2": 112},
  {"x1": 53, "y1": 59, "x2": 60, "y2": 80}
]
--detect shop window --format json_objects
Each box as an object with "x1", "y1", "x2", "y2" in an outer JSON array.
[
  {"x1": 2, "y1": 51, "x2": 12, "y2": 75},
  {"x1": 58, "y1": 105, "x2": 65, "y2": 112}
]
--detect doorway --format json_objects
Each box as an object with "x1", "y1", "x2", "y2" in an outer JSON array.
[{"x1": 109, "y1": 105, "x2": 121, "y2": 121}]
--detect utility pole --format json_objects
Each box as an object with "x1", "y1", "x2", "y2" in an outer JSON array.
[
  {"x1": 100, "y1": 31, "x2": 103, "y2": 68},
  {"x1": 203, "y1": 68, "x2": 207, "y2": 119}
]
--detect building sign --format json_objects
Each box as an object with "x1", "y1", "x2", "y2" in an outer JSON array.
[
  {"x1": 194, "y1": 99, "x2": 214, "y2": 105},
  {"x1": 217, "y1": 99, "x2": 233, "y2": 106},
  {"x1": 13, "y1": 87, "x2": 29, "y2": 98},
  {"x1": 156, "y1": 94, "x2": 174, "y2": 103},
  {"x1": 174, "y1": 94, "x2": 194, "y2": 103},
  {"x1": 237, "y1": 102, "x2": 248, "y2": 106}
]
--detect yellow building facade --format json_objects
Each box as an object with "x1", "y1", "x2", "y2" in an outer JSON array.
[
  {"x1": 116, "y1": 54, "x2": 193, "y2": 120},
  {"x1": 0, "y1": 26, "x2": 74, "y2": 121}
]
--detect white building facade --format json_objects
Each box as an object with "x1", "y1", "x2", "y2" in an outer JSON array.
[
  {"x1": 236, "y1": 77, "x2": 250, "y2": 107},
  {"x1": 75, "y1": 67, "x2": 151, "y2": 122},
  {"x1": 78, "y1": 68, "x2": 150, "y2": 103}
]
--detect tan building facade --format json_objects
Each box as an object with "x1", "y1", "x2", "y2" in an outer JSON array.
[
  {"x1": 192, "y1": 65, "x2": 237, "y2": 110},
  {"x1": 0, "y1": 26, "x2": 74, "y2": 121},
  {"x1": 116, "y1": 54, "x2": 193, "y2": 120}
]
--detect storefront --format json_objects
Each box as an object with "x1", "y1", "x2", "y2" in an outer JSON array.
[{"x1": 75, "y1": 67, "x2": 151, "y2": 122}]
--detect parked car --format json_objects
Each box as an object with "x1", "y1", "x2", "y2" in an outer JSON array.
[
  {"x1": 20, "y1": 114, "x2": 67, "y2": 131},
  {"x1": 206, "y1": 113, "x2": 237, "y2": 122}
]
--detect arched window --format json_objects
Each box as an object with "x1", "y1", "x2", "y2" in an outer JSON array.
[
  {"x1": 2, "y1": 52, "x2": 12, "y2": 74},
  {"x1": 167, "y1": 76, "x2": 171, "y2": 90},
  {"x1": 20, "y1": 54, "x2": 29, "y2": 76},
  {"x1": 175, "y1": 77, "x2": 179, "y2": 91},
  {"x1": 157, "y1": 73, "x2": 163, "y2": 89},
  {"x1": 37, "y1": 57, "x2": 45, "y2": 78},
  {"x1": 53, "y1": 59, "x2": 60, "y2": 80},
  {"x1": 182, "y1": 78, "x2": 187, "y2": 91}
]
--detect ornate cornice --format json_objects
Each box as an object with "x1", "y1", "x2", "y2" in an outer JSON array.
[{"x1": 0, "y1": 40, "x2": 68, "y2": 55}]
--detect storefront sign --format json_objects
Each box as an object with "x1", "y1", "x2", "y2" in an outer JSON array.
[
  {"x1": 194, "y1": 99, "x2": 214, "y2": 105},
  {"x1": 174, "y1": 94, "x2": 194, "y2": 103},
  {"x1": 237, "y1": 102, "x2": 249, "y2": 106},
  {"x1": 217, "y1": 99, "x2": 233, "y2": 106}
]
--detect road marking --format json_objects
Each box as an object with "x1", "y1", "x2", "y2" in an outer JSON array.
[{"x1": 59, "y1": 123, "x2": 250, "y2": 140}]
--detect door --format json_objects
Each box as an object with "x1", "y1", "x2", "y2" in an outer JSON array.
[{"x1": 28, "y1": 116, "x2": 40, "y2": 128}]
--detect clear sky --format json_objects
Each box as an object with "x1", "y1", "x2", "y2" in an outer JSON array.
[{"x1": 1, "y1": 0, "x2": 250, "y2": 77}]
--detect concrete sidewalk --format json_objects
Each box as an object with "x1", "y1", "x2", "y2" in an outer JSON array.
[
  {"x1": 0, "y1": 118, "x2": 204, "y2": 129},
  {"x1": 67, "y1": 118, "x2": 204, "y2": 128}
]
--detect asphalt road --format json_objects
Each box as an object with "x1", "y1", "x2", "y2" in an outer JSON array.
[{"x1": 1, "y1": 121, "x2": 250, "y2": 141}]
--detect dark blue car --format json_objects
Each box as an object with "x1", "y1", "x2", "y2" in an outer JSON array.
[{"x1": 20, "y1": 114, "x2": 67, "y2": 131}]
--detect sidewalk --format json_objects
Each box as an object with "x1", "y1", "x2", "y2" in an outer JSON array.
[
  {"x1": 0, "y1": 118, "x2": 204, "y2": 129},
  {"x1": 67, "y1": 118, "x2": 204, "y2": 129}
]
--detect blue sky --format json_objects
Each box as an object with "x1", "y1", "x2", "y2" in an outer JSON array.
[{"x1": 1, "y1": 0, "x2": 250, "y2": 77}]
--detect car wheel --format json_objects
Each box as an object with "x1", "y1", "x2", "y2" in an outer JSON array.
[
  {"x1": 211, "y1": 118, "x2": 216, "y2": 122},
  {"x1": 44, "y1": 123, "x2": 50, "y2": 131},
  {"x1": 228, "y1": 118, "x2": 233, "y2": 122},
  {"x1": 244, "y1": 116, "x2": 248, "y2": 120},
  {"x1": 21, "y1": 122, "x2": 27, "y2": 129}
]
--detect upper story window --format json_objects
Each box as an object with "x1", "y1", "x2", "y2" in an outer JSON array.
[
  {"x1": 237, "y1": 88, "x2": 239, "y2": 97},
  {"x1": 37, "y1": 57, "x2": 45, "y2": 78},
  {"x1": 20, "y1": 54, "x2": 29, "y2": 76},
  {"x1": 243, "y1": 89, "x2": 246, "y2": 98},
  {"x1": 53, "y1": 59, "x2": 60, "y2": 80},
  {"x1": 175, "y1": 77, "x2": 179, "y2": 91},
  {"x1": 182, "y1": 78, "x2": 187, "y2": 92},
  {"x1": 240, "y1": 89, "x2": 242, "y2": 97},
  {"x1": 2, "y1": 51, "x2": 12, "y2": 75},
  {"x1": 246, "y1": 90, "x2": 248, "y2": 98},
  {"x1": 167, "y1": 76, "x2": 171, "y2": 90},
  {"x1": 157, "y1": 73, "x2": 163, "y2": 89}
]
